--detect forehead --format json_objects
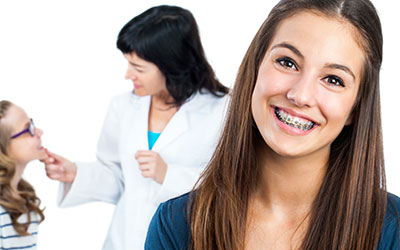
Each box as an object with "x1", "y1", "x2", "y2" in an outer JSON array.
[
  {"x1": 268, "y1": 11, "x2": 365, "y2": 79},
  {"x1": 2, "y1": 105, "x2": 29, "y2": 131},
  {"x1": 124, "y1": 52, "x2": 152, "y2": 65}
]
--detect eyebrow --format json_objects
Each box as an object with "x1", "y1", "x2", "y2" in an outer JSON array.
[
  {"x1": 271, "y1": 42, "x2": 356, "y2": 81},
  {"x1": 325, "y1": 63, "x2": 356, "y2": 81},
  {"x1": 129, "y1": 62, "x2": 144, "y2": 68},
  {"x1": 271, "y1": 42, "x2": 304, "y2": 59}
]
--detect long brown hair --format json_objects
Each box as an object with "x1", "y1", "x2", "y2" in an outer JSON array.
[
  {"x1": 0, "y1": 100, "x2": 45, "y2": 236},
  {"x1": 190, "y1": 0, "x2": 386, "y2": 249}
]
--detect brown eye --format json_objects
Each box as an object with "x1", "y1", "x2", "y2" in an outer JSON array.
[
  {"x1": 323, "y1": 75, "x2": 345, "y2": 87},
  {"x1": 276, "y1": 57, "x2": 298, "y2": 70}
]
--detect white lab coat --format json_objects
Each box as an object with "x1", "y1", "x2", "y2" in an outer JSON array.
[{"x1": 57, "y1": 90, "x2": 229, "y2": 250}]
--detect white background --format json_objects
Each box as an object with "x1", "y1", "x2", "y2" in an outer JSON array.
[{"x1": 0, "y1": 1, "x2": 399, "y2": 249}]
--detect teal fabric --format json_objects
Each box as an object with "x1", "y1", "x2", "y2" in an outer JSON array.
[{"x1": 148, "y1": 131, "x2": 161, "y2": 150}]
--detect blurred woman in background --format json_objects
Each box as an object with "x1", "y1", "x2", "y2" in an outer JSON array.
[{"x1": 42, "y1": 5, "x2": 229, "y2": 250}]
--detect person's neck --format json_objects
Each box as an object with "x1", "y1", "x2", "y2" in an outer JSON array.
[
  {"x1": 10, "y1": 163, "x2": 25, "y2": 191},
  {"x1": 255, "y1": 143, "x2": 328, "y2": 212},
  {"x1": 151, "y1": 92, "x2": 176, "y2": 111}
]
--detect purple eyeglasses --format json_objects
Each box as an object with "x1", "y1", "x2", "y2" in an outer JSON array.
[{"x1": 10, "y1": 119, "x2": 35, "y2": 139}]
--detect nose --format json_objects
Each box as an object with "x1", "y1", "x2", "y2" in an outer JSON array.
[
  {"x1": 286, "y1": 73, "x2": 317, "y2": 107},
  {"x1": 125, "y1": 66, "x2": 137, "y2": 80},
  {"x1": 35, "y1": 128, "x2": 43, "y2": 137}
]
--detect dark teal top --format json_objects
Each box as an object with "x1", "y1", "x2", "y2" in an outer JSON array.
[
  {"x1": 145, "y1": 192, "x2": 400, "y2": 250},
  {"x1": 148, "y1": 131, "x2": 161, "y2": 150}
]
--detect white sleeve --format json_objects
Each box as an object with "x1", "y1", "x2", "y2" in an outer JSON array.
[
  {"x1": 151, "y1": 163, "x2": 203, "y2": 204},
  {"x1": 58, "y1": 97, "x2": 124, "y2": 207}
]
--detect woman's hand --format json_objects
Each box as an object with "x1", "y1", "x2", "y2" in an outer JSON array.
[
  {"x1": 41, "y1": 148, "x2": 77, "y2": 183},
  {"x1": 135, "y1": 150, "x2": 167, "y2": 184}
]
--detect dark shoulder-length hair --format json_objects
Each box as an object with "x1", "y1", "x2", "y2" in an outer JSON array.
[
  {"x1": 117, "y1": 5, "x2": 228, "y2": 106},
  {"x1": 190, "y1": 0, "x2": 386, "y2": 249}
]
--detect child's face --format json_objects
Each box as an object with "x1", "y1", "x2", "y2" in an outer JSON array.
[
  {"x1": 5, "y1": 105, "x2": 45, "y2": 166},
  {"x1": 251, "y1": 11, "x2": 364, "y2": 159}
]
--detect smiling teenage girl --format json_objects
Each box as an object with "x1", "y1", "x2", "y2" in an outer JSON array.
[
  {"x1": 0, "y1": 100, "x2": 45, "y2": 249},
  {"x1": 145, "y1": 0, "x2": 400, "y2": 249}
]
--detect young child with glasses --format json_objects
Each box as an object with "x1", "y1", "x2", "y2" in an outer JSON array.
[{"x1": 0, "y1": 100, "x2": 45, "y2": 249}]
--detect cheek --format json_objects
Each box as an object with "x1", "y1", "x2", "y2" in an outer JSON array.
[
  {"x1": 252, "y1": 79, "x2": 268, "y2": 121},
  {"x1": 146, "y1": 73, "x2": 163, "y2": 89},
  {"x1": 156, "y1": 73, "x2": 167, "y2": 89},
  {"x1": 251, "y1": 80, "x2": 274, "y2": 131},
  {"x1": 251, "y1": 68, "x2": 283, "y2": 124},
  {"x1": 7, "y1": 141, "x2": 37, "y2": 163},
  {"x1": 255, "y1": 65, "x2": 295, "y2": 99},
  {"x1": 7, "y1": 143, "x2": 24, "y2": 162},
  {"x1": 319, "y1": 92, "x2": 356, "y2": 127}
]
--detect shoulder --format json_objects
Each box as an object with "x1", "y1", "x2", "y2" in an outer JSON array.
[
  {"x1": 145, "y1": 193, "x2": 192, "y2": 250},
  {"x1": 110, "y1": 91, "x2": 138, "y2": 106},
  {"x1": 0, "y1": 205, "x2": 6, "y2": 213},
  {"x1": 107, "y1": 91, "x2": 149, "y2": 115},
  {"x1": 0, "y1": 210, "x2": 39, "y2": 248},
  {"x1": 184, "y1": 90, "x2": 230, "y2": 114},
  {"x1": 157, "y1": 192, "x2": 191, "y2": 223},
  {"x1": 196, "y1": 90, "x2": 230, "y2": 105},
  {"x1": 386, "y1": 193, "x2": 400, "y2": 218},
  {"x1": 0, "y1": 205, "x2": 9, "y2": 227},
  {"x1": 384, "y1": 192, "x2": 400, "y2": 230},
  {"x1": 378, "y1": 192, "x2": 400, "y2": 249},
  {"x1": 0, "y1": 205, "x2": 9, "y2": 220}
]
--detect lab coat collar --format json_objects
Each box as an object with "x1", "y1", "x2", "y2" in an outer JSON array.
[
  {"x1": 127, "y1": 91, "x2": 211, "y2": 152},
  {"x1": 153, "y1": 91, "x2": 218, "y2": 151}
]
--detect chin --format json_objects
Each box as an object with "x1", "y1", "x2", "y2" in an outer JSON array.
[
  {"x1": 133, "y1": 89, "x2": 148, "y2": 97},
  {"x1": 266, "y1": 140, "x2": 308, "y2": 158},
  {"x1": 273, "y1": 148, "x2": 300, "y2": 158},
  {"x1": 36, "y1": 149, "x2": 47, "y2": 161}
]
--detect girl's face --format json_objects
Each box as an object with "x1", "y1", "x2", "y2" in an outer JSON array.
[
  {"x1": 124, "y1": 52, "x2": 168, "y2": 98},
  {"x1": 5, "y1": 105, "x2": 45, "y2": 166},
  {"x1": 251, "y1": 11, "x2": 364, "y2": 159}
]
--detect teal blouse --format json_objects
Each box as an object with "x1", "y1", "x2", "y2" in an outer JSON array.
[
  {"x1": 148, "y1": 131, "x2": 161, "y2": 150},
  {"x1": 145, "y1": 192, "x2": 400, "y2": 249}
]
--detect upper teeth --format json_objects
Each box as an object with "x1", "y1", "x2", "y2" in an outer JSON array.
[{"x1": 275, "y1": 108, "x2": 314, "y2": 131}]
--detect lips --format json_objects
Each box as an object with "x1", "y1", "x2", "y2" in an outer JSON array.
[{"x1": 274, "y1": 106, "x2": 317, "y2": 131}]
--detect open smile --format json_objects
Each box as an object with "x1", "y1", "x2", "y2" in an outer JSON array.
[{"x1": 273, "y1": 106, "x2": 319, "y2": 134}]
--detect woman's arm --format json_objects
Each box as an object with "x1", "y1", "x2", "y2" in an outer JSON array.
[{"x1": 44, "y1": 96, "x2": 125, "y2": 207}]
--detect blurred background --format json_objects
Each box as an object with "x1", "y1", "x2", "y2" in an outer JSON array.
[{"x1": 1, "y1": 0, "x2": 398, "y2": 249}]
